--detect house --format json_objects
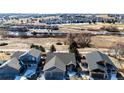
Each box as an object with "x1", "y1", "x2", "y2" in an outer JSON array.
[
  {"x1": 43, "y1": 53, "x2": 76, "y2": 80},
  {"x1": 9, "y1": 26, "x2": 29, "y2": 32},
  {"x1": 46, "y1": 52, "x2": 76, "y2": 71},
  {"x1": 0, "y1": 58, "x2": 21, "y2": 80},
  {"x1": 19, "y1": 48, "x2": 41, "y2": 68},
  {"x1": 86, "y1": 51, "x2": 117, "y2": 80},
  {"x1": 43, "y1": 56, "x2": 66, "y2": 80},
  {"x1": 8, "y1": 31, "x2": 28, "y2": 37},
  {"x1": 18, "y1": 48, "x2": 41, "y2": 79},
  {"x1": 7, "y1": 26, "x2": 29, "y2": 37},
  {"x1": 10, "y1": 49, "x2": 42, "y2": 79}
]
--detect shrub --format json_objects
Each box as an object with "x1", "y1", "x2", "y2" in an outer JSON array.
[
  {"x1": 100, "y1": 26, "x2": 120, "y2": 32},
  {"x1": 0, "y1": 43, "x2": 8, "y2": 46},
  {"x1": 56, "y1": 42, "x2": 63, "y2": 45},
  {"x1": 30, "y1": 44, "x2": 45, "y2": 52}
]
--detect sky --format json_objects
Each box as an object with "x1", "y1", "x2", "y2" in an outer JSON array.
[{"x1": 0, "y1": 0, "x2": 124, "y2": 14}]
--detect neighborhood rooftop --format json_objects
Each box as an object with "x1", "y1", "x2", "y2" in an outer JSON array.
[
  {"x1": 11, "y1": 51, "x2": 25, "y2": 59},
  {"x1": 0, "y1": 57, "x2": 20, "y2": 70},
  {"x1": 46, "y1": 52, "x2": 76, "y2": 66},
  {"x1": 86, "y1": 51, "x2": 116, "y2": 71},
  {"x1": 43, "y1": 56, "x2": 66, "y2": 71},
  {"x1": 20, "y1": 48, "x2": 41, "y2": 59}
]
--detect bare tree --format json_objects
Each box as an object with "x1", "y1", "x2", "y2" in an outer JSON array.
[
  {"x1": 110, "y1": 43, "x2": 124, "y2": 59},
  {"x1": 119, "y1": 44, "x2": 124, "y2": 58},
  {"x1": 66, "y1": 33, "x2": 75, "y2": 45},
  {"x1": 75, "y1": 33, "x2": 92, "y2": 48},
  {"x1": 66, "y1": 33, "x2": 92, "y2": 48}
]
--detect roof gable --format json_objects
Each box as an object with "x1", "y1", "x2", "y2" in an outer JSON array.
[
  {"x1": 43, "y1": 56, "x2": 66, "y2": 71},
  {"x1": 20, "y1": 48, "x2": 41, "y2": 59},
  {"x1": 46, "y1": 53, "x2": 76, "y2": 66},
  {"x1": 28, "y1": 48, "x2": 41, "y2": 58},
  {"x1": 86, "y1": 51, "x2": 115, "y2": 71},
  {"x1": 11, "y1": 51, "x2": 25, "y2": 59},
  {"x1": 0, "y1": 58, "x2": 21, "y2": 70}
]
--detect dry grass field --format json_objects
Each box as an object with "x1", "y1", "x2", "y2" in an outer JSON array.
[
  {"x1": 0, "y1": 53, "x2": 10, "y2": 61},
  {"x1": 0, "y1": 35, "x2": 124, "y2": 52},
  {"x1": 91, "y1": 35, "x2": 124, "y2": 48},
  {"x1": 0, "y1": 23, "x2": 124, "y2": 52},
  {"x1": 59, "y1": 23, "x2": 124, "y2": 32},
  {"x1": 0, "y1": 37, "x2": 65, "y2": 51}
]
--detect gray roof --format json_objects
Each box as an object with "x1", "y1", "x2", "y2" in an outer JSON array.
[
  {"x1": 86, "y1": 51, "x2": 115, "y2": 71},
  {"x1": 46, "y1": 52, "x2": 76, "y2": 66},
  {"x1": 28, "y1": 48, "x2": 41, "y2": 58},
  {"x1": 0, "y1": 58, "x2": 21, "y2": 70},
  {"x1": 43, "y1": 56, "x2": 66, "y2": 72},
  {"x1": 20, "y1": 48, "x2": 41, "y2": 59},
  {"x1": 11, "y1": 51, "x2": 25, "y2": 59},
  {"x1": 102, "y1": 53, "x2": 114, "y2": 65}
]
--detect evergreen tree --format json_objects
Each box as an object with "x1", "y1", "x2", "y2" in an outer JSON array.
[
  {"x1": 69, "y1": 41, "x2": 81, "y2": 62},
  {"x1": 50, "y1": 45, "x2": 56, "y2": 52}
]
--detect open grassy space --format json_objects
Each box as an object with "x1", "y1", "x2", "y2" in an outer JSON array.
[
  {"x1": 0, "y1": 37, "x2": 65, "y2": 51},
  {"x1": 60, "y1": 23, "x2": 124, "y2": 29},
  {"x1": 59, "y1": 23, "x2": 124, "y2": 32},
  {"x1": 0, "y1": 35, "x2": 124, "y2": 52},
  {"x1": 91, "y1": 35, "x2": 124, "y2": 48}
]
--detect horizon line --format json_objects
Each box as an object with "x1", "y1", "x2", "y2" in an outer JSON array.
[{"x1": 0, "y1": 13, "x2": 124, "y2": 14}]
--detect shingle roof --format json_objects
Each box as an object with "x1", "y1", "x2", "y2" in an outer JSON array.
[
  {"x1": 11, "y1": 51, "x2": 25, "y2": 59},
  {"x1": 28, "y1": 48, "x2": 41, "y2": 58},
  {"x1": 20, "y1": 48, "x2": 41, "y2": 59},
  {"x1": 46, "y1": 52, "x2": 76, "y2": 66},
  {"x1": 0, "y1": 58, "x2": 21, "y2": 70},
  {"x1": 101, "y1": 53, "x2": 114, "y2": 66},
  {"x1": 43, "y1": 56, "x2": 66, "y2": 72},
  {"x1": 86, "y1": 51, "x2": 115, "y2": 71}
]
